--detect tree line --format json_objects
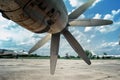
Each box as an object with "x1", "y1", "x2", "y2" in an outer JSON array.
[{"x1": 0, "y1": 50, "x2": 120, "y2": 59}]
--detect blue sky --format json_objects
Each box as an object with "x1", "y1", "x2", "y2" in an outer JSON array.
[{"x1": 0, "y1": 0, "x2": 120, "y2": 56}]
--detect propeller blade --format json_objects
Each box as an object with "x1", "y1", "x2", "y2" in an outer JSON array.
[
  {"x1": 62, "y1": 30, "x2": 91, "y2": 65},
  {"x1": 69, "y1": 19, "x2": 113, "y2": 26},
  {"x1": 50, "y1": 33, "x2": 60, "y2": 75},
  {"x1": 68, "y1": 0, "x2": 95, "y2": 19},
  {"x1": 29, "y1": 34, "x2": 51, "y2": 54}
]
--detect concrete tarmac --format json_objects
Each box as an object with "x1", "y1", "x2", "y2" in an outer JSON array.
[{"x1": 0, "y1": 59, "x2": 120, "y2": 80}]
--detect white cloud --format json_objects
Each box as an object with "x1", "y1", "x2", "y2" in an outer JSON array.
[
  {"x1": 98, "y1": 41, "x2": 119, "y2": 53},
  {"x1": 87, "y1": 39, "x2": 91, "y2": 43},
  {"x1": 84, "y1": 9, "x2": 120, "y2": 33},
  {"x1": 69, "y1": 0, "x2": 102, "y2": 8},
  {"x1": 68, "y1": 28, "x2": 96, "y2": 52},
  {"x1": 97, "y1": 9, "x2": 120, "y2": 33},
  {"x1": 0, "y1": 13, "x2": 12, "y2": 27},
  {"x1": 91, "y1": 41, "x2": 120, "y2": 55},
  {"x1": 96, "y1": 21, "x2": 120, "y2": 33},
  {"x1": 93, "y1": 13, "x2": 102, "y2": 19},
  {"x1": 69, "y1": 0, "x2": 87, "y2": 7},
  {"x1": 70, "y1": 28, "x2": 87, "y2": 42},
  {"x1": 101, "y1": 42, "x2": 118, "y2": 47},
  {"x1": 92, "y1": 0, "x2": 102, "y2": 7},
  {"x1": 0, "y1": 13, "x2": 44, "y2": 50},
  {"x1": 112, "y1": 9, "x2": 120, "y2": 15},
  {"x1": 90, "y1": 35, "x2": 95, "y2": 38},
  {"x1": 0, "y1": 31, "x2": 11, "y2": 41},
  {"x1": 78, "y1": 14, "x2": 86, "y2": 19},
  {"x1": 104, "y1": 14, "x2": 113, "y2": 20},
  {"x1": 0, "y1": 13, "x2": 7, "y2": 22},
  {"x1": 104, "y1": 9, "x2": 120, "y2": 20},
  {"x1": 84, "y1": 27, "x2": 93, "y2": 32}
]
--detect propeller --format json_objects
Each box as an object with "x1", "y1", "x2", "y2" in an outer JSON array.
[
  {"x1": 29, "y1": 34, "x2": 51, "y2": 54},
  {"x1": 69, "y1": 19, "x2": 113, "y2": 26},
  {"x1": 68, "y1": 0, "x2": 95, "y2": 19},
  {"x1": 50, "y1": 33, "x2": 60, "y2": 75},
  {"x1": 62, "y1": 30, "x2": 91, "y2": 65},
  {"x1": 29, "y1": 0, "x2": 113, "y2": 75}
]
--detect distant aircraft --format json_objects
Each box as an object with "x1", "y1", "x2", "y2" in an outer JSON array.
[
  {"x1": 0, "y1": 49, "x2": 16, "y2": 56},
  {"x1": 0, "y1": 49, "x2": 28, "y2": 58},
  {"x1": 0, "y1": 0, "x2": 113, "y2": 74}
]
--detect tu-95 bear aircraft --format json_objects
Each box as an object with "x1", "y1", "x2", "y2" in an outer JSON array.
[{"x1": 0, "y1": 0, "x2": 113, "y2": 74}]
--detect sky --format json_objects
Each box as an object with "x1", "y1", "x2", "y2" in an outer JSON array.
[{"x1": 0, "y1": 0, "x2": 120, "y2": 56}]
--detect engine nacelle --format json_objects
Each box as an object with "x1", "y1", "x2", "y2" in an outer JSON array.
[{"x1": 0, "y1": 0, "x2": 68, "y2": 34}]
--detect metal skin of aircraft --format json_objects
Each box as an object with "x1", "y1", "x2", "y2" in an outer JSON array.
[{"x1": 0, "y1": 0, "x2": 113, "y2": 75}]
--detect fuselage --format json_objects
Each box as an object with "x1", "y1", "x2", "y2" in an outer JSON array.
[{"x1": 0, "y1": 0, "x2": 68, "y2": 33}]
